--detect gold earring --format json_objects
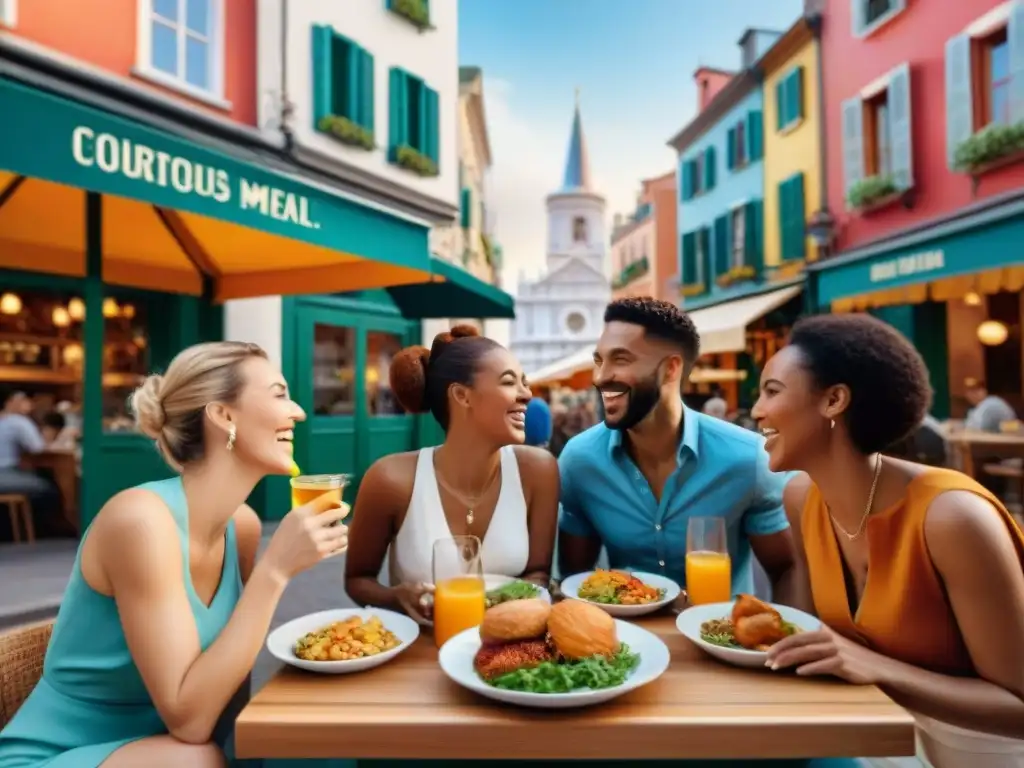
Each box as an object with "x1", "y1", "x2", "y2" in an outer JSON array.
[
  {"x1": 830, "y1": 418, "x2": 835, "y2": 430},
  {"x1": 226, "y1": 424, "x2": 237, "y2": 451}
]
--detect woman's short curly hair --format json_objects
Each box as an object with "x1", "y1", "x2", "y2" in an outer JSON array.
[{"x1": 788, "y1": 313, "x2": 933, "y2": 455}]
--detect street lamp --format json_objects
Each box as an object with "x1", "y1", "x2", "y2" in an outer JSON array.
[{"x1": 806, "y1": 208, "x2": 837, "y2": 259}]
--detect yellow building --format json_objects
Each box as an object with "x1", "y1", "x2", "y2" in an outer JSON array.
[{"x1": 761, "y1": 16, "x2": 821, "y2": 273}]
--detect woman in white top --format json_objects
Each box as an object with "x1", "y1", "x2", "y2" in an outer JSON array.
[{"x1": 345, "y1": 325, "x2": 560, "y2": 624}]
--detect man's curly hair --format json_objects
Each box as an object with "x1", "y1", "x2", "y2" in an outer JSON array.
[{"x1": 604, "y1": 297, "x2": 700, "y2": 364}]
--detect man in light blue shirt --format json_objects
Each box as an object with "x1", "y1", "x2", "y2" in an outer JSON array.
[{"x1": 558, "y1": 297, "x2": 799, "y2": 601}]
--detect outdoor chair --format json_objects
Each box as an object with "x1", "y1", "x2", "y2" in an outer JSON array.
[
  {"x1": 0, "y1": 620, "x2": 52, "y2": 728},
  {"x1": 0, "y1": 494, "x2": 34, "y2": 543}
]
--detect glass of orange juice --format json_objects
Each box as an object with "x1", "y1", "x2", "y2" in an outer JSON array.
[
  {"x1": 290, "y1": 474, "x2": 348, "y2": 510},
  {"x1": 686, "y1": 516, "x2": 732, "y2": 605},
  {"x1": 432, "y1": 534, "x2": 485, "y2": 648}
]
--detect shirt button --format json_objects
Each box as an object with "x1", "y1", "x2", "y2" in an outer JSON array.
[
  {"x1": 655, "y1": 524, "x2": 662, "y2": 531},
  {"x1": 659, "y1": 560, "x2": 665, "y2": 567}
]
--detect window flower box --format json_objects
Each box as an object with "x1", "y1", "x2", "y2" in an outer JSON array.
[
  {"x1": 680, "y1": 283, "x2": 706, "y2": 298},
  {"x1": 715, "y1": 264, "x2": 757, "y2": 287},
  {"x1": 395, "y1": 145, "x2": 438, "y2": 177},
  {"x1": 954, "y1": 121, "x2": 1024, "y2": 176},
  {"x1": 847, "y1": 174, "x2": 899, "y2": 212},
  {"x1": 612, "y1": 256, "x2": 650, "y2": 289},
  {"x1": 387, "y1": 0, "x2": 431, "y2": 31},
  {"x1": 317, "y1": 115, "x2": 374, "y2": 151}
]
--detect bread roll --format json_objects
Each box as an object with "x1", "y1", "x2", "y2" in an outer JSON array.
[{"x1": 479, "y1": 598, "x2": 551, "y2": 645}]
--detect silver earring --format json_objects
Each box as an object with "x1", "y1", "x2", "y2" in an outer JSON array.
[
  {"x1": 226, "y1": 424, "x2": 237, "y2": 451},
  {"x1": 830, "y1": 418, "x2": 835, "y2": 430}
]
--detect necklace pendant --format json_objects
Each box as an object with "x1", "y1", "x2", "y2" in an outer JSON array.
[{"x1": 466, "y1": 509, "x2": 474, "y2": 526}]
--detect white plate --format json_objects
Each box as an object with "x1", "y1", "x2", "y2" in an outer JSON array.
[
  {"x1": 266, "y1": 608, "x2": 420, "y2": 674},
  {"x1": 438, "y1": 619, "x2": 669, "y2": 709},
  {"x1": 483, "y1": 574, "x2": 552, "y2": 604},
  {"x1": 559, "y1": 570, "x2": 680, "y2": 617},
  {"x1": 675, "y1": 601, "x2": 821, "y2": 669}
]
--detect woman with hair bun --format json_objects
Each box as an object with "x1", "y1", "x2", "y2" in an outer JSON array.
[
  {"x1": 751, "y1": 314, "x2": 1024, "y2": 767},
  {"x1": 0, "y1": 342, "x2": 349, "y2": 767},
  {"x1": 345, "y1": 325, "x2": 559, "y2": 624}
]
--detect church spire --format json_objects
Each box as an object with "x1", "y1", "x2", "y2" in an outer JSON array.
[{"x1": 560, "y1": 88, "x2": 592, "y2": 192}]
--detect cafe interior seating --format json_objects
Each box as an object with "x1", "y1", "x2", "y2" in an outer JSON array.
[{"x1": 0, "y1": 494, "x2": 34, "y2": 544}]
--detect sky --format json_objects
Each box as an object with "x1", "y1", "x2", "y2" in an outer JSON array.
[{"x1": 458, "y1": 0, "x2": 804, "y2": 297}]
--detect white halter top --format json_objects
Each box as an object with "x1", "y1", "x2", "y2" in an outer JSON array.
[{"x1": 388, "y1": 446, "x2": 530, "y2": 587}]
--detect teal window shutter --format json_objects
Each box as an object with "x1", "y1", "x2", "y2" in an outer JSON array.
[
  {"x1": 311, "y1": 25, "x2": 333, "y2": 127},
  {"x1": 425, "y1": 87, "x2": 440, "y2": 164},
  {"x1": 388, "y1": 67, "x2": 407, "y2": 160},
  {"x1": 699, "y1": 227, "x2": 712, "y2": 285},
  {"x1": 681, "y1": 160, "x2": 693, "y2": 200},
  {"x1": 747, "y1": 110, "x2": 763, "y2": 160},
  {"x1": 713, "y1": 214, "x2": 729, "y2": 277},
  {"x1": 460, "y1": 187, "x2": 471, "y2": 228},
  {"x1": 345, "y1": 41, "x2": 360, "y2": 121},
  {"x1": 744, "y1": 199, "x2": 762, "y2": 273},
  {"x1": 358, "y1": 49, "x2": 375, "y2": 133},
  {"x1": 681, "y1": 231, "x2": 697, "y2": 284},
  {"x1": 792, "y1": 68, "x2": 804, "y2": 123},
  {"x1": 775, "y1": 79, "x2": 785, "y2": 130},
  {"x1": 790, "y1": 175, "x2": 805, "y2": 260},
  {"x1": 704, "y1": 146, "x2": 716, "y2": 190},
  {"x1": 778, "y1": 177, "x2": 791, "y2": 260},
  {"x1": 726, "y1": 127, "x2": 736, "y2": 170}
]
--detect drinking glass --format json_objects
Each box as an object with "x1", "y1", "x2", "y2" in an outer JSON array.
[
  {"x1": 290, "y1": 474, "x2": 349, "y2": 510},
  {"x1": 686, "y1": 516, "x2": 732, "y2": 605},
  {"x1": 432, "y1": 535, "x2": 485, "y2": 648}
]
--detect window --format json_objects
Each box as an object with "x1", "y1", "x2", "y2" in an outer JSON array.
[
  {"x1": 460, "y1": 187, "x2": 472, "y2": 229},
  {"x1": 852, "y1": 0, "x2": 905, "y2": 38},
  {"x1": 366, "y1": 331, "x2": 406, "y2": 416},
  {"x1": 389, "y1": 68, "x2": 440, "y2": 175},
  {"x1": 776, "y1": 67, "x2": 804, "y2": 131},
  {"x1": 313, "y1": 324, "x2": 356, "y2": 416},
  {"x1": 311, "y1": 26, "x2": 374, "y2": 148},
  {"x1": 727, "y1": 120, "x2": 747, "y2": 170},
  {"x1": 730, "y1": 207, "x2": 746, "y2": 269},
  {"x1": 572, "y1": 216, "x2": 587, "y2": 243},
  {"x1": 863, "y1": 89, "x2": 892, "y2": 178},
  {"x1": 0, "y1": 0, "x2": 16, "y2": 26},
  {"x1": 946, "y1": 5, "x2": 1024, "y2": 169},
  {"x1": 778, "y1": 173, "x2": 806, "y2": 261},
  {"x1": 841, "y1": 63, "x2": 913, "y2": 198},
  {"x1": 143, "y1": 0, "x2": 221, "y2": 96}
]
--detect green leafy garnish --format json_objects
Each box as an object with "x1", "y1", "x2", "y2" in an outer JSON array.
[
  {"x1": 484, "y1": 580, "x2": 541, "y2": 608},
  {"x1": 700, "y1": 632, "x2": 741, "y2": 648},
  {"x1": 485, "y1": 644, "x2": 641, "y2": 694}
]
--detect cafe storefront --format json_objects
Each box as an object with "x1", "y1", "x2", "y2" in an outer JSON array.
[
  {"x1": 0, "y1": 73, "x2": 439, "y2": 537},
  {"x1": 808, "y1": 193, "x2": 1024, "y2": 420}
]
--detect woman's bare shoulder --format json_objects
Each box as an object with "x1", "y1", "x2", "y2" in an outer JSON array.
[{"x1": 360, "y1": 451, "x2": 420, "y2": 505}]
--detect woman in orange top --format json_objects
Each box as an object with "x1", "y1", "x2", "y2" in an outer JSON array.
[{"x1": 750, "y1": 314, "x2": 1024, "y2": 767}]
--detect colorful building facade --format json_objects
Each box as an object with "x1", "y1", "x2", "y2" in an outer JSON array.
[
  {"x1": 811, "y1": 0, "x2": 1024, "y2": 418},
  {"x1": 668, "y1": 31, "x2": 806, "y2": 410},
  {"x1": 610, "y1": 171, "x2": 677, "y2": 302}
]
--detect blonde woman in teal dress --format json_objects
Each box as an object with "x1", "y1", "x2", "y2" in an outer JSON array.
[{"x1": 0, "y1": 342, "x2": 350, "y2": 767}]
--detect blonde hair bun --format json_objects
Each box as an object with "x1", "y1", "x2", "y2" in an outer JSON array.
[{"x1": 130, "y1": 374, "x2": 166, "y2": 439}]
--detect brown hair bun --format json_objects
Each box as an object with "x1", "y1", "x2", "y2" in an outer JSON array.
[
  {"x1": 390, "y1": 345, "x2": 431, "y2": 413},
  {"x1": 430, "y1": 323, "x2": 480, "y2": 358}
]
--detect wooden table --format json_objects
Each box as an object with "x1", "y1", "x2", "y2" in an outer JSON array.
[
  {"x1": 21, "y1": 449, "x2": 79, "y2": 532},
  {"x1": 945, "y1": 430, "x2": 1024, "y2": 478},
  {"x1": 235, "y1": 614, "x2": 915, "y2": 761}
]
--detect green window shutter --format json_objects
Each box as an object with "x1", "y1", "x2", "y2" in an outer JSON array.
[
  {"x1": 793, "y1": 67, "x2": 805, "y2": 122},
  {"x1": 698, "y1": 227, "x2": 711, "y2": 285},
  {"x1": 747, "y1": 110, "x2": 763, "y2": 161},
  {"x1": 778, "y1": 177, "x2": 791, "y2": 261},
  {"x1": 775, "y1": 79, "x2": 786, "y2": 130},
  {"x1": 704, "y1": 145, "x2": 716, "y2": 190},
  {"x1": 388, "y1": 67, "x2": 408, "y2": 160},
  {"x1": 345, "y1": 40, "x2": 360, "y2": 121},
  {"x1": 460, "y1": 187, "x2": 471, "y2": 228},
  {"x1": 790, "y1": 174, "x2": 805, "y2": 260},
  {"x1": 357, "y1": 49, "x2": 375, "y2": 133},
  {"x1": 744, "y1": 199, "x2": 762, "y2": 273},
  {"x1": 681, "y1": 159, "x2": 693, "y2": 200},
  {"x1": 713, "y1": 214, "x2": 729, "y2": 277},
  {"x1": 726, "y1": 127, "x2": 736, "y2": 170},
  {"x1": 681, "y1": 232, "x2": 697, "y2": 284},
  {"x1": 424, "y1": 86, "x2": 440, "y2": 164},
  {"x1": 311, "y1": 25, "x2": 333, "y2": 127}
]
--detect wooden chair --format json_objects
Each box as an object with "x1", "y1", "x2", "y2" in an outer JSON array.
[
  {"x1": 0, "y1": 494, "x2": 33, "y2": 543},
  {"x1": 982, "y1": 462, "x2": 1024, "y2": 526},
  {"x1": 0, "y1": 620, "x2": 53, "y2": 728}
]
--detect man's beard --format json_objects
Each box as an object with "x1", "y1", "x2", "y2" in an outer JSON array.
[{"x1": 602, "y1": 370, "x2": 661, "y2": 431}]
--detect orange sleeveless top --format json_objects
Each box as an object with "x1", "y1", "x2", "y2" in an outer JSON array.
[{"x1": 801, "y1": 467, "x2": 1024, "y2": 676}]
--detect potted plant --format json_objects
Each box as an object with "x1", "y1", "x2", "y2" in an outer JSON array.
[
  {"x1": 954, "y1": 121, "x2": 1024, "y2": 175},
  {"x1": 847, "y1": 175, "x2": 899, "y2": 212},
  {"x1": 317, "y1": 115, "x2": 375, "y2": 151},
  {"x1": 395, "y1": 145, "x2": 439, "y2": 177},
  {"x1": 387, "y1": 0, "x2": 431, "y2": 30}
]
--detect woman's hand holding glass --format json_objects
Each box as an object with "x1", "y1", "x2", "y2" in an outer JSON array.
[{"x1": 261, "y1": 493, "x2": 350, "y2": 582}]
